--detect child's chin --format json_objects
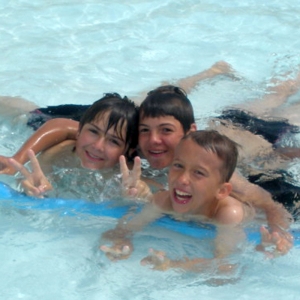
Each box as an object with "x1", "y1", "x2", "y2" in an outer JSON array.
[
  {"x1": 172, "y1": 202, "x2": 190, "y2": 214},
  {"x1": 81, "y1": 162, "x2": 102, "y2": 170}
]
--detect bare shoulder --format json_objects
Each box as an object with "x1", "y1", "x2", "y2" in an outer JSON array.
[{"x1": 214, "y1": 196, "x2": 248, "y2": 225}]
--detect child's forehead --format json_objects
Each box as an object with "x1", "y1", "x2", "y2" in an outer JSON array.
[
  {"x1": 139, "y1": 114, "x2": 182, "y2": 126},
  {"x1": 176, "y1": 139, "x2": 222, "y2": 171},
  {"x1": 178, "y1": 138, "x2": 199, "y2": 152},
  {"x1": 93, "y1": 112, "x2": 127, "y2": 134},
  {"x1": 177, "y1": 138, "x2": 215, "y2": 157}
]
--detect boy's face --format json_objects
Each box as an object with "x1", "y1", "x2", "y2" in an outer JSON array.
[
  {"x1": 168, "y1": 138, "x2": 224, "y2": 215},
  {"x1": 138, "y1": 116, "x2": 185, "y2": 169},
  {"x1": 75, "y1": 113, "x2": 127, "y2": 169}
]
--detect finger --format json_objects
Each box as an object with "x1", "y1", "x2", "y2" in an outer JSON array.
[
  {"x1": 37, "y1": 184, "x2": 51, "y2": 194},
  {"x1": 27, "y1": 149, "x2": 43, "y2": 175},
  {"x1": 21, "y1": 180, "x2": 43, "y2": 198},
  {"x1": 100, "y1": 244, "x2": 131, "y2": 261},
  {"x1": 0, "y1": 158, "x2": 14, "y2": 174},
  {"x1": 119, "y1": 155, "x2": 130, "y2": 182},
  {"x1": 260, "y1": 226, "x2": 270, "y2": 236},
  {"x1": 273, "y1": 234, "x2": 292, "y2": 254},
  {"x1": 131, "y1": 156, "x2": 142, "y2": 184},
  {"x1": 8, "y1": 158, "x2": 31, "y2": 178},
  {"x1": 270, "y1": 232, "x2": 280, "y2": 244},
  {"x1": 100, "y1": 244, "x2": 130, "y2": 256},
  {"x1": 260, "y1": 226, "x2": 271, "y2": 245},
  {"x1": 141, "y1": 249, "x2": 166, "y2": 268}
]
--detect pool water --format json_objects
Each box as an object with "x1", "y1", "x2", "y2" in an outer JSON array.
[{"x1": 1, "y1": 0, "x2": 300, "y2": 299}]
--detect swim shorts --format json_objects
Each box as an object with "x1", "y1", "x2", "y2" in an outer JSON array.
[
  {"x1": 248, "y1": 171, "x2": 300, "y2": 209},
  {"x1": 217, "y1": 109, "x2": 299, "y2": 144},
  {"x1": 27, "y1": 104, "x2": 91, "y2": 130}
]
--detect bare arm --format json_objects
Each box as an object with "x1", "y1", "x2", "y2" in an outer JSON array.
[
  {"x1": 131, "y1": 61, "x2": 236, "y2": 103},
  {"x1": 0, "y1": 118, "x2": 79, "y2": 175},
  {"x1": 173, "y1": 61, "x2": 236, "y2": 94},
  {"x1": 275, "y1": 147, "x2": 300, "y2": 159},
  {"x1": 141, "y1": 224, "x2": 244, "y2": 273},
  {"x1": 229, "y1": 172, "x2": 294, "y2": 255},
  {"x1": 239, "y1": 70, "x2": 300, "y2": 116},
  {"x1": 230, "y1": 172, "x2": 292, "y2": 230},
  {"x1": 100, "y1": 203, "x2": 163, "y2": 260}
]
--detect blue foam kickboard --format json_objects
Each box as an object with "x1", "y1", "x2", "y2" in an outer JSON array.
[{"x1": 0, "y1": 181, "x2": 299, "y2": 246}]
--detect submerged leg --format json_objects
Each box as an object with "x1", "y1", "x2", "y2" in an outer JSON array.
[{"x1": 0, "y1": 96, "x2": 38, "y2": 117}]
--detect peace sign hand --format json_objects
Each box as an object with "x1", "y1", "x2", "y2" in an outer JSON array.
[
  {"x1": 119, "y1": 155, "x2": 152, "y2": 201},
  {"x1": 9, "y1": 149, "x2": 52, "y2": 198}
]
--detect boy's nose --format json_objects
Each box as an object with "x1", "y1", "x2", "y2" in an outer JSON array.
[
  {"x1": 93, "y1": 137, "x2": 105, "y2": 151},
  {"x1": 149, "y1": 131, "x2": 161, "y2": 144},
  {"x1": 177, "y1": 171, "x2": 190, "y2": 185}
]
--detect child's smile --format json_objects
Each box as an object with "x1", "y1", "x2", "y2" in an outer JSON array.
[{"x1": 168, "y1": 138, "x2": 224, "y2": 215}]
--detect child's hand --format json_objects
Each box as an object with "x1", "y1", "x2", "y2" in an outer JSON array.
[
  {"x1": 120, "y1": 155, "x2": 151, "y2": 200},
  {"x1": 8, "y1": 149, "x2": 52, "y2": 198},
  {"x1": 140, "y1": 248, "x2": 172, "y2": 271},
  {"x1": 0, "y1": 155, "x2": 17, "y2": 175},
  {"x1": 100, "y1": 227, "x2": 133, "y2": 261},
  {"x1": 256, "y1": 226, "x2": 294, "y2": 258},
  {"x1": 100, "y1": 239, "x2": 133, "y2": 261}
]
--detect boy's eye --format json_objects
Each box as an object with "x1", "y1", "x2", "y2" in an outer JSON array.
[
  {"x1": 161, "y1": 127, "x2": 173, "y2": 133},
  {"x1": 109, "y1": 138, "x2": 121, "y2": 146},
  {"x1": 173, "y1": 162, "x2": 183, "y2": 169},
  {"x1": 89, "y1": 128, "x2": 98, "y2": 134},
  {"x1": 194, "y1": 170, "x2": 205, "y2": 176},
  {"x1": 139, "y1": 127, "x2": 149, "y2": 133}
]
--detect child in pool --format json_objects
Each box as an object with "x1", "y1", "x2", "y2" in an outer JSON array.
[
  {"x1": 5, "y1": 93, "x2": 139, "y2": 197},
  {"x1": 100, "y1": 130, "x2": 284, "y2": 270}
]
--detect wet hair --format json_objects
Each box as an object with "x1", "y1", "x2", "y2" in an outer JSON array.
[
  {"x1": 139, "y1": 85, "x2": 195, "y2": 133},
  {"x1": 79, "y1": 93, "x2": 139, "y2": 156},
  {"x1": 183, "y1": 130, "x2": 238, "y2": 182}
]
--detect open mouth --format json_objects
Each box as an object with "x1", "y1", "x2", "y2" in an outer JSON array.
[{"x1": 173, "y1": 188, "x2": 192, "y2": 204}]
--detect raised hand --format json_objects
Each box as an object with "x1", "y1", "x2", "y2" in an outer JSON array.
[
  {"x1": 119, "y1": 155, "x2": 151, "y2": 200},
  {"x1": 256, "y1": 226, "x2": 294, "y2": 258},
  {"x1": 8, "y1": 149, "x2": 52, "y2": 198}
]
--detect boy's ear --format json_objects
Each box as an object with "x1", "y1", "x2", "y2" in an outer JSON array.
[
  {"x1": 216, "y1": 182, "x2": 232, "y2": 200},
  {"x1": 188, "y1": 123, "x2": 197, "y2": 133}
]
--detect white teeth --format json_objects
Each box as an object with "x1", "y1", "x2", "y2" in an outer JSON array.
[
  {"x1": 150, "y1": 150, "x2": 164, "y2": 154},
  {"x1": 88, "y1": 152, "x2": 101, "y2": 159},
  {"x1": 175, "y1": 189, "x2": 191, "y2": 197}
]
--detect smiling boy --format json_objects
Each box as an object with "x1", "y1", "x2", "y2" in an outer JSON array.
[{"x1": 100, "y1": 130, "x2": 258, "y2": 270}]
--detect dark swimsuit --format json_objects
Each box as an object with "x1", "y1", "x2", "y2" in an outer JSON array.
[
  {"x1": 218, "y1": 108, "x2": 299, "y2": 144},
  {"x1": 27, "y1": 105, "x2": 300, "y2": 209},
  {"x1": 218, "y1": 109, "x2": 300, "y2": 210},
  {"x1": 27, "y1": 104, "x2": 91, "y2": 130}
]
